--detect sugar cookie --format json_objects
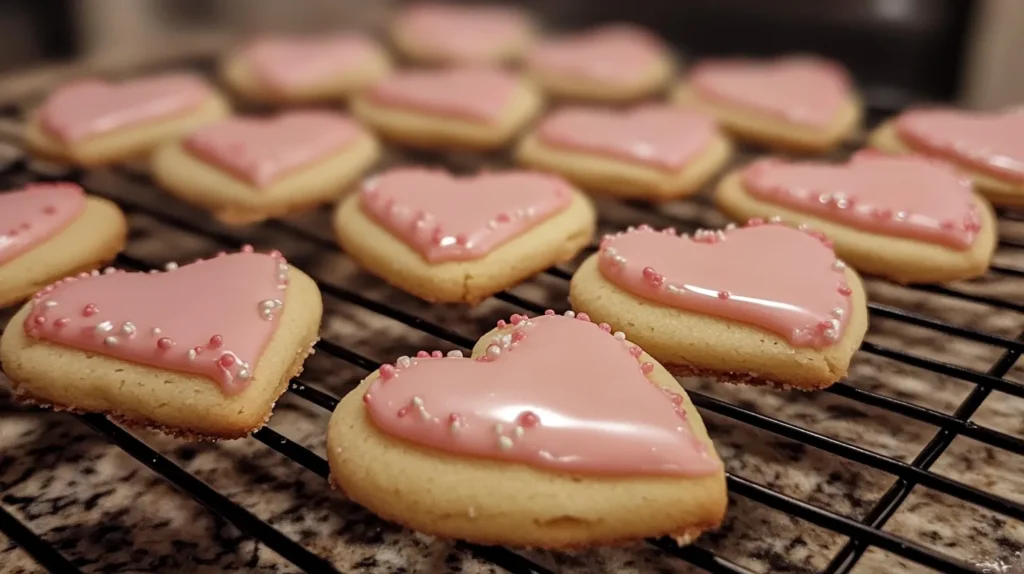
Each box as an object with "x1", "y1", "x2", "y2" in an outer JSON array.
[
  {"x1": 515, "y1": 105, "x2": 732, "y2": 201},
  {"x1": 525, "y1": 24, "x2": 674, "y2": 103},
  {"x1": 390, "y1": 3, "x2": 533, "y2": 66},
  {"x1": 327, "y1": 311, "x2": 726, "y2": 548},
  {"x1": 671, "y1": 57, "x2": 862, "y2": 153},
  {"x1": 0, "y1": 249, "x2": 322, "y2": 439},
  {"x1": 220, "y1": 33, "x2": 391, "y2": 105},
  {"x1": 0, "y1": 183, "x2": 126, "y2": 308},
  {"x1": 152, "y1": 110, "x2": 380, "y2": 225},
  {"x1": 351, "y1": 68, "x2": 542, "y2": 150},
  {"x1": 868, "y1": 108, "x2": 1024, "y2": 207},
  {"x1": 714, "y1": 152, "x2": 996, "y2": 284},
  {"x1": 333, "y1": 168, "x2": 595, "y2": 304},
  {"x1": 23, "y1": 73, "x2": 230, "y2": 166},
  {"x1": 569, "y1": 223, "x2": 869, "y2": 390}
]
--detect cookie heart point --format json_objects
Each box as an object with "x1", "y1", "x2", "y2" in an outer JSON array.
[{"x1": 0, "y1": 183, "x2": 86, "y2": 265}]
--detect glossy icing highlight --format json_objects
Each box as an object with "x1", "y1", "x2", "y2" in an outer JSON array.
[
  {"x1": 536, "y1": 105, "x2": 717, "y2": 171},
  {"x1": 244, "y1": 34, "x2": 378, "y2": 93},
  {"x1": 528, "y1": 24, "x2": 665, "y2": 84},
  {"x1": 598, "y1": 223, "x2": 851, "y2": 349},
  {"x1": 0, "y1": 183, "x2": 87, "y2": 265},
  {"x1": 691, "y1": 58, "x2": 850, "y2": 128},
  {"x1": 183, "y1": 111, "x2": 364, "y2": 187},
  {"x1": 742, "y1": 152, "x2": 981, "y2": 250},
  {"x1": 23, "y1": 250, "x2": 290, "y2": 395},
  {"x1": 365, "y1": 68, "x2": 519, "y2": 123},
  {"x1": 359, "y1": 168, "x2": 573, "y2": 263},
  {"x1": 895, "y1": 109, "x2": 1024, "y2": 182},
  {"x1": 39, "y1": 74, "x2": 211, "y2": 143},
  {"x1": 363, "y1": 312, "x2": 720, "y2": 477}
]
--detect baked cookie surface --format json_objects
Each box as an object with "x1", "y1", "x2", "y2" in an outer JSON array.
[
  {"x1": 516, "y1": 104, "x2": 732, "y2": 201},
  {"x1": 525, "y1": 24, "x2": 674, "y2": 103},
  {"x1": 152, "y1": 110, "x2": 380, "y2": 225},
  {"x1": 569, "y1": 223, "x2": 868, "y2": 390},
  {"x1": 671, "y1": 57, "x2": 862, "y2": 153},
  {"x1": 0, "y1": 250, "x2": 323, "y2": 439},
  {"x1": 715, "y1": 153, "x2": 996, "y2": 284},
  {"x1": 390, "y1": 2, "x2": 534, "y2": 66},
  {"x1": 327, "y1": 312, "x2": 727, "y2": 548},
  {"x1": 333, "y1": 168, "x2": 595, "y2": 304},
  {"x1": 351, "y1": 67, "x2": 542, "y2": 150},
  {"x1": 869, "y1": 109, "x2": 1024, "y2": 207},
  {"x1": 23, "y1": 73, "x2": 230, "y2": 166},
  {"x1": 0, "y1": 183, "x2": 126, "y2": 308},
  {"x1": 220, "y1": 33, "x2": 391, "y2": 105}
]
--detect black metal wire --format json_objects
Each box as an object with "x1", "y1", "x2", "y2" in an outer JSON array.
[{"x1": 0, "y1": 505, "x2": 81, "y2": 573}]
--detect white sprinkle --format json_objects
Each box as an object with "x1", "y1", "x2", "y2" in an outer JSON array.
[
  {"x1": 487, "y1": 220, "x2": 498, "y2": 230},
  {"x1": 831, "y1": 308, "x2": 844, "y2": 318},
  {"x1": 397, "y1": 356, "x2": 412, "y2": 368},
  {"x1": 769, "y1": 216, "x2": 782, "y2": 223},
  {"x1": 832, "y1": 260, "x2": 846, "y2": 271},
  {"x1": 419, "y1": 408, "x2": 431, "y2": 420},
  {"x1": 91, "y1": 270, "x2": 100, "y2": 276},
  {"x1": 42, "y1": 300, "x2": 57, "y2": 308},
  {"x1": 613, "y1": 255, "x2": 627, "y2": 266},
  {"x1": 666, "y1": 284, "x2": 682, "y2": 294},
  {"x1": 120, "y1": 322, "x2": 136, "y2": 336},
  {"x1": 95, "y1": 321, "x2": 114, "y2": 333},
  {"x1": 164, "y1": 262, "x2": 178, "y2": 271},
  {"x1": 411, "y1": 396, "x2": 424, "y2": 407},
  {"x1": 828, "y1": 318, "x2": 840, "y2": 330},
  {"x1": 187, "y1": 349, "x2": 197, "y2": 361},
  {"x1": 151, "y1": 327, "x2": 161, "y2": 335},
  {"x1": 103, "y1": 336, "x2": 118, "y2": 346},
  {"x1": 895, "y1": 211, "x2": 908, "y2": 221},
  {"x1": 446, "y1": 350, "x2": 464, "y2": 358},
  {"x1": 498, "y1": 436, "x2": 514, "y2": 450},
  {"x1": 103, "y1": 267, "x2": 116, "y2": 275},
  {"x1": 514, "y1": 425, "x2": 524, "y2": 438},
  {"x1": 564, "y1": 310, "x2": 576, "y2": 318},
  {"x1": 237, "y1": 368, "x2": 251, "y2": 380},
  {"x1": 818, "y1": 193, "x2": 832, "y2": 204},
  {"x1": 614, "y1": 331, "x2": 626, "y2": 340},
  {"x1": 450, "y1": 421, "x2": 461, "y2": 433},
  {"x1": 823, "y1": 328, "x2": 838, "y2": 341},
  {"x1": 500, "y1": 334, "x2": 512, "y2": 347},
  {"x1": 486, "y1": 345, "x2": 501, "y2": 360},
  {"x1": 494, "y1": 423, "x2": 504, "y2": 434},
  {"x1": 523, "y1": 320, "x2": 533, "y2": 327},
  {"x1": 725, "y1": 223, "x2": 737, "y2": 231}
]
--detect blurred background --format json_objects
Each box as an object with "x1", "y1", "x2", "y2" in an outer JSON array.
[{"x1": 0, "y1": 0, "x2": 1020, "y2": 110}]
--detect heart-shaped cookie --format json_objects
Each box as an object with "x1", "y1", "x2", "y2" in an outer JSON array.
[
  {"x1": 528, "y1": 24, "x2": 665, "y2": 84},
  {"x1": 359, "y1": 168, "x2": 574, "y2": 263},
  {"x1": 0, "y1": 183, "x2": 86, "y2": 265},
  {"x1": 393, "y1": 3, "x2": 530, "y2": 63},
  {"x1": 183, "y1": 111, "x2": 366, "y2": 187},
  {"x1": 570, "y1": 223, "x2": 868, "y2": 389},
  {"x1": 327, "y1": 311, "x2": 726, "y2": 547},
  {"x1": 1, "y1": 248, "x2": 323, "y2": 438},
  {"x1": 534, "y1": 105, "x2": 718, "y2": 170},
  {"x1": 364, "y1": 68, "x2": 519, "y2": 123},
  {"x1": 245, "y1": 34, "x2": 379, "y2": 92},
  {"x1": 895, "y1": 109, "x2": 1024, "y2": 182},
  {"x1": 38, "y1": 74, "x2": 213, "y2": 143},
  {"x1": 740, "y1": 152, "x2": 982, "y2": 250},
  {"x1": 690, "y1": 58, "x2": 850, "y2": 127}
]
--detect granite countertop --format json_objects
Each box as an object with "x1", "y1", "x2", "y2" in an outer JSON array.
[{"x1": 3, "y1": 52, "x2": 1024, "y2": 574}]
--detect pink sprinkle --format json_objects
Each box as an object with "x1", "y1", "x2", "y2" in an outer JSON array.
[
  {"x1": 157, "y1": 337, "x2": 174, "y2": 350},
  {"x1": 241, "y1": 244, "x2": 255, "y2": 253},
  {"x1": 747, "y1": 218, "x2": 765, "y2": 226},
  {"x1": 629, "y1": 346, "x2": 643, "y2": 358},
  {"x1": 638, "y1": 224, "x2": 652, "y2": 231},
  {"x1": 417, "y1": 351, "x2": 429, "y2": 358},
  {"x1": 82, "y1": 304, "x2": 98, "y2": 317},
  {"x1": 642, "y1": 266, "x2": 664, "y2": 287},
  {"x1": 718, "y1": 291, "x2": 731, "y2": 299},
  {"x1": 838, "y1": 284, "x2": 853, "y2": 296},
  {"x1": 518, "y1": 411, "x2": 540, "y2": 427},
  {"x1": 510, "y1": 314, "x2": 524, "y2": 325},
  {"x1": 455, "y1": 233, "x2": 468, "y2": 245},
  {"x1": 576, "y1": 312, "x2": 590, "y2": 322},
  {"x1": 33, "y1": 316, "x2": 46, "y2": 326},
  {"x1": 269, "y1": 249, "x2": 283, "y2": 258},
  {"x1": 663, "y1": 227, "x2": 677, "y2": 235},
  {"x1": 192, "y1": 346, "x2": 203, "y2": 355},
  {"x1": 77, "y1": 272, "x2": 89, "y2": 279},
  {"x1": 641, "y1": 362, "x2": 654, "y2": 374},
  {"x1": 54, "y1": 318, "x2": 69, "y2": 328},
  {"x1": 431, "y1": 350, "x2": 443, "y2": 358},
  {"x1": 511, "y1": 330, "x2": 526, "y2": 343},
  {"x1": 380, "y1": 364, "x2": 397, "y2": 381},
  {"x1": 817, "y1": 320, "x2": 833, "y2": 330},
  {"x1": 496, "y1": 319, "x2": 507, "y2": 328},
  {"x1": 363, "y1": 394, "x2": 373, "y2": 404},
  {"x1": 397, "y1": 406, "x2": 410, "y2": 418},
  {"x1": 218, "y1": 354, "x2": 236, "y2": 368},
  {"x1": 496, "y1": 212, "x2": 511, "y2": 223},
  {"x1": 43, "y1": 205, "x2": 57, "y2": 215},
  {"x1": 872, "y1": 207, "x2": 892, "y2": 219},
  {"x1": 598, "y1": 323, "x2": 611, "y2": 332},
  {"x1": 544, "y1": 309, "x2": 556, "y2": 316},
  {"x1": 940, "y1": 220, "x2": 955, "y2": 231},
  {"x1": 209, "y1": 335, "x2": 224, "y2": 348}
]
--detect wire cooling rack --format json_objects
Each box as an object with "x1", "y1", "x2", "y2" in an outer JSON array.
[{"x1": 2, "y1": 54, "x2": 1024, "y2": 574}]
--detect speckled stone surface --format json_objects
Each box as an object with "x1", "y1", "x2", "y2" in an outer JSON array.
[{"x1": 3, "y1": 58, "x2": 1024, "y2": 574}]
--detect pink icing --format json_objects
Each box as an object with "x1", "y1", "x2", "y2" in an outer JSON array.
[
  {"x1": 895, "y1": 109, "x2": 1024, "y2": 183},
  {"x1": 742, "y1": 152, "x2": 981, "y2": 250},
  {"x1": 183, "y1": 111, "x2": 364, "y2": 187},
  {"x1": 599, "y1": 223, "x2": 851, "y2": 349},
  {"x1": 690, "y1": 58, "x2": 850, "y2": 128},
  {"x1": 23, "y1": 250, "x2": 291, "y2": 396},
  {"x1": 363, "y1": 312, "x2": 720, "y2": 477},
  {"x1": 39, "y1": 74, "x2": 212, "y2": 143},
  {"x1": 536, "y1": 105, "x2": 717, "y2": 171},
  {"x1": 527, "y1": 24, "x2": 666, "y2": 84},
  {"x1": 365, "y1": 68, "x2": 519, "y2": 123},
  {"x1": 360, "y1": 168, "x2": 573, "y2": 263},
  {"x1": 0, "y1": 183, "x2": 87, "y2": 265},
  {"x1": 244, "y1": 34, "x2": 378, "y2": 93},
  {"x1": 396, "y1": 3, "x2": 529, "y2": 62}
]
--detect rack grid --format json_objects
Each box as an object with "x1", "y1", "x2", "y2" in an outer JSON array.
[{"x1": 2, "y1": 53, "x2": 1024, "y2": 574}]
